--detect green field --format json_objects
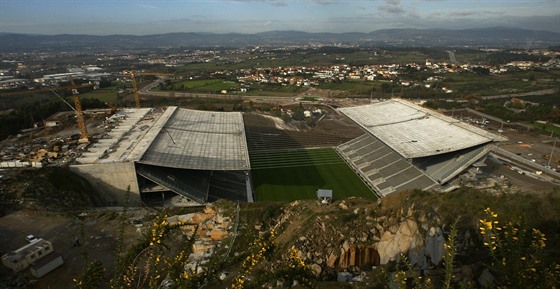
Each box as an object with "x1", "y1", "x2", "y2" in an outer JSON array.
[
  {"x1": 170, "y1": 79, "x2": 239, "y2": 93},
  {"x1": 250, "y1": 148, "x2": 376, "y2": 201},
  {"x1": 80, "y1": 86, "x2": 119, "y2": 103}
]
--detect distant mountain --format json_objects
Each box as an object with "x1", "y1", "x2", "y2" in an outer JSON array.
[{"x1": 0, "y1": 27, "x2": 558, "y2": 52}]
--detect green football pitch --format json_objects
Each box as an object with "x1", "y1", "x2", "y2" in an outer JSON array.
[{"x1": 250, "y1": 148, "x2": 377, "y2": 201}]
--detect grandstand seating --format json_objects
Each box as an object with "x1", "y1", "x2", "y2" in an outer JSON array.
[
  {"x1": 208, "y1": 171, "x2": 249, "y2": 202},
  {"x1": 337, "y1": 134, "x2": 438, "y2": 197},
  {"x1": 413, "y1": 144, "x2": 494, "y2": 183},
  {"x1": 136, "y1": 163, "x2": 210, "y2": 203}
]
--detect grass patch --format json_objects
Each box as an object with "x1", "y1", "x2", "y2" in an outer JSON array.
[
  {"x1": 80, "y1": 86, "x2": 119, "y2": 103},
  {"x1": 531, "y1": 121, "x2": 560, "y2": 136},
  {"x1": 442, "y1": 73, "x2": 555, "y2": 96},
  {"x1": 521, "y1": 93, "x2": 560, "y2": 106},
  {"x1": 250, "y1": 148, "x2": 375, "y2": 201},
  {"x1": 169, "y1": 79, "x2": 239, "y2": 93},
  {"x1": 299, "y1": 97, "x2": 319, "y2": 101}
]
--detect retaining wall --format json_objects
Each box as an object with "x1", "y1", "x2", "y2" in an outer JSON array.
[{"x1": 70, "y1": 162, "x2": 141, "y2": 206}]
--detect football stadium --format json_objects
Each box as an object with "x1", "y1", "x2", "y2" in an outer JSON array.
[{"x1": 69, "y1": 99, "x2": 505, "y2": 205}]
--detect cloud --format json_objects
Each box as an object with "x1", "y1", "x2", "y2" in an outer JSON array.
[
  {"x1": 310, "y1": 0, "x2": 340, "y2": 4},
  {"x1": 138, "y1": 3, "x2": 159, "y2": 9},
  {"x1": 446, "y1": 10, "x2": 506, "y2": 18},
  {"x1": 231, "y1": 0, "x2": 348, "y2": 6},
  {"x1": 230, "y1": 0, "x2": 287, "y2": 6},
  {"x1": 321, "y1": 12, "x2": 560, "y2": 33},
  {"x1": 379, "y1": 0, "x2": 405, "y2": 15}
]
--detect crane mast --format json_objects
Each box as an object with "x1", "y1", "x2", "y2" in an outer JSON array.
[
  {"x1": 0, "y1": 80, "x2": 93, "y2": 143},
  {"x1": 123, "y1": 68, "x2": 173, "y2": 108},
  {"x1": 69, "y1": 77, "x2": 89, "y2": 143}
]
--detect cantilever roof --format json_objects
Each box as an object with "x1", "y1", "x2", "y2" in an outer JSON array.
[
  {"x1": 75, "y1": 108, "x2": 153, "y2": 164},
  {"x1": 339, "y1": 99, "x2": 505, "y2": 159},
  {"x1": 139, "y1": 108, "x2": 250, "y2": 170}
]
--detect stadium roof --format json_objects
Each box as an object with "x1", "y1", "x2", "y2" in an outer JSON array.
[
  {"x1": 339, "y1": 99, "x2": 505, "y2": 159},
  {"x1": 138, "y1": 108, "x2": 250, "y2": 171},
  {"x1": 75, "y1": 108, "x2": 153, "y2": 164}
]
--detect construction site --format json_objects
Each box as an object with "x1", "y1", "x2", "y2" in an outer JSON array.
[
  {"x1": 3, "y1": 85, "x2": 558, "y2": 208},
  {"x1": 1, "y1": 85, "x2": 559, "y2": 289}
]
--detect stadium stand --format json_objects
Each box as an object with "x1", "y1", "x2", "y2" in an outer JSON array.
[
  {"x1": 136, "y1": 108, "x2": 252, "y2": 204},
  {"x1": 337, "y1": 99, "x2": 505, "y2": 197},
  {"x1": 337, "y1": 133, "x2": 438, "y2": 197}
]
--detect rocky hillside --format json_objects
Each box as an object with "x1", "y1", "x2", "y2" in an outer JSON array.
[
  {"x1": 0, "y1": 167, "x2": 106, "y2": 214},
  {"x1": 195, "y1": 189, "x2": 560, "y2": 288},
  {"x1": 1, "y1": 167, "x2": 558, "y2": 288}
]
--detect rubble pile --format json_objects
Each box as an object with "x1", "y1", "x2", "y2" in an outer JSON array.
[
  {"x1": 167, "y1": 205, "x2": 233, "y2": 274},
  {"x1": 0, "y1": 136, "x2": 86, "y2": 167}
]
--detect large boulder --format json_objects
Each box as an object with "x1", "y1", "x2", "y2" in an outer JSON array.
[
  {"x1": 376, "y1": 219, "x2": 422, "y2": 264},
  {"x1": 425, "y1": 226, "x2": 445, "y2": 265}
]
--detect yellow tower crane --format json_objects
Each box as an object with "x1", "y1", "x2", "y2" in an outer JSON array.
[
  {"x1": 68, "y1": 77, "x2": 89, "y2": 143},
  {"x1": 123, "y1": 69, "x2": 173, "y2": 108},
  {"x1": 0, "y1": 79, "x2": 93, "y2": 143}
]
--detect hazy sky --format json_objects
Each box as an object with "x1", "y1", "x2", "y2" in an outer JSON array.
[{"x1": 1, "y1": 0, "x2": 559, "y2": 35}]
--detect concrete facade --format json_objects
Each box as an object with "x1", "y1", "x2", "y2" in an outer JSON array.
[
  {"x1": 69, "y1": 162, "x2": 141, "y2": 205},
  {"x1": 70, "y1": 107, "x2": 254, "y2": 206}
]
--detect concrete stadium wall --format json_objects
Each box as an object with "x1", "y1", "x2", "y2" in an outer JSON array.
[{"x1": 70, "y1": 162, "x2": 141, "y2": 206}]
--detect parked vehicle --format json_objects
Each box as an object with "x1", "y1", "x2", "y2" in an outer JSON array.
[{"x1": 26, "y1": 235, "x2": 38, "y2": 243}]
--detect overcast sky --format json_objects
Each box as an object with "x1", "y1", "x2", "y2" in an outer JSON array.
[{"x1": 0, "y1": 0, "x2": 559, "y2": 35}]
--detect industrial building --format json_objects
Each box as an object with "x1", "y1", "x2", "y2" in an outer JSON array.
[{"x1": 336, "y1": 99, "x2": 506, "y2": 197}]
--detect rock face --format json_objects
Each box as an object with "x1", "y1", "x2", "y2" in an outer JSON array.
[
  {"x1": 167, "y1": 204, "x2": 232, "y2": 271},
  {"x1": 337, "y1": 272, "x2": 353, "y2": 282},
  {"x1": 273, "y1": 199, "x2": 446, "y2": 279},
  {"x1": 310, "y1": 263, "x2": 322, "y2": 277},
  {"x1": 376, "y1": 219, "x2": 423, "y2": 264},
  {"x1": 338, "y1": 245, "x2": 380, "y2": 268},
  {"x1": 425, "y1": 226, "x2": 445, "y2": 265}
]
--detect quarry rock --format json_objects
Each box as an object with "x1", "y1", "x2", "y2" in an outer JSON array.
[
  {"x1": 203, "y1": 205, "x2": 215, "y2": 215},
  {"x1": 425, "y1": 226, "x2": 445, "y2": 265},
  {"x1": 478, "y1": 268, "x2": 495, "y2": 288},
  {"x1": 192, "y1": 213, "x2": 212, "y2": 223},
  {"x1": 214, "y1": 214, "x2": 224, "y2": 224},
  {"x1": 408, "y1": 246, "x2": 428, "y2": 270},
  {"x1": 337, "y1": 272, "x2": 353, "y2": 282},
  {"x1": 210, "y1": 230, "x2": 228, "y2": 241},
  {"x1": 327, "y1": 252, "x2": 339, "y2": 267},
  {"x1": 310, "y1": 263, "x2": 322, "y2": 277},
  {"x1": 377, "y1": 219, "x2": 421, "y2": 264},
  {"x1": 338, "y1": 245, "x2": 380, "y2": 269}
]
